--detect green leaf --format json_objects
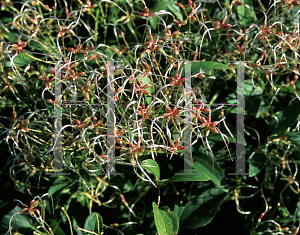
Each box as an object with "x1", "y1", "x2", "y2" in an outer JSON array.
[
  {"x1": 183, "y1": 62, "x2": 234, "y2": 77},
  {"x1": 5, "y1": 52, "x2": 37, "y2": 67},
  {"x1": 142, "y1": 159, "x2": 160, "y2": 180},
  {"x1": 152, "y1": 202, "x2": 179, "y2": 235},
  {"x1": 47, "y1": 177, "x2": 71, "y2": 210},
  {"x1": 86, "y1": 164, "x2": 102, "y2": 173},
  {"x1": 283, "y1": 131, "x2": 300, "y2": 146},
  {"x1": 0, "y1": 199, "x2": 9, "y2": 210},
  {"x1": 0, "y1": 17, "x2": 13, "y2": 24},
  {"x1": 244, "y1": 79, "x2": 264, "y2": 96},
  {"x1": 236, "y1": 0, "x2": 258, "y2": 26},
  {"x1": 255, "y1": 99, "x2": 269, "y2": 119},
  {"x1": 245, "y1": 96, "x2": 262, "y2": 116},
  {"x1": 193, "y1": 61, "x2": 233, "y2": 72},
  {"x1": 0, "y1": 206, "x2": 36, "y2": 231},
  {"x1": 176, "y1": 184, "x2": 228, "y2": 229},
  {"x1": 141, "y1": 75, "x2": 153, "y2": 105},
  {"x1": 165, "y1": 210, "x2": 179, "y2": 234},
  {"x1": 248, "y1": 150, "x2": 267, "y2": 177},
  {"x1": 49, "y1": 217, "x2": 66, "y2": 235},
  {"x1": 48, "y1": 178, "x2": 70, "y2": 195},
  {"x1": 294, "y1": 201, "x2": 300, "y2": 220},
  {"x1": 149, "y1": 0, "x2": 182, "y2": 30},
  {"x1": 1, "y1": 29, "x2": 21, "y2": 42},
  {"x1": 185, "y1": 154, "x2": 229, "y2": 192},
  {"x1": 28, "y1": 40, "x2": 55, "y2": 54},
  {"x1": 168, "y1": 169, "x2": 210, "y2": 182},
  {"x1": 72, "y1": 216, "x2": 82, "y2": 235},
  {"x1": 167, "y1": 0, "x2": 183, "y2": 22},
  {"x1": 83, "y1": 212, "x2": 103, "y2": 234},
  {"x1": 172, "y1": 61, "x2": 234, "y2": 80},
  {"x1": 79, "y1": 168, "x2": 91, "y2": 184},
  {"x1": 207, "y1": 133, "x2": 237, "y2": 144},
  {"x1": 0, "y1": 99, "x2": 15, "y2": 107},
  {"x1": 267, "y1": 99, "x2": 300, "y2": 136}
]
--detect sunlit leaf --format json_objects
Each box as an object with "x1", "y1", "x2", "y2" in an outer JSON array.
[
  {"x1": 153, "y1": 202, "x2": 179, "y2": 235},
  {"x1": 142, "y1": 159, "x2": 160, "y2": 180},
  {"x1": 168, "y1": 169, "x2": 210, "y2": 182}
]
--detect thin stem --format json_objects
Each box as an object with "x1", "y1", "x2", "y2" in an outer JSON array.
[
  {"x1": 157, "y1": 182, "x2": 161, "y2": 207},
  {"x1": 61, "y1": 207, "x2": 73, "y2": 235},
  {"x1": 95, "y1": 8, "x2": 100, "y2": 42}
]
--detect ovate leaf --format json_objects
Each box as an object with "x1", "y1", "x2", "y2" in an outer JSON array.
[
  {"x1": 167, "y1": 0, "x2": 183, "y2": 22},
  {"x1": 249, "y1": 151, "x2": 267, "y2": 177},
  {"x1": 149, "y1": 0, "x2": 183, "y2": 30},
  {"x1": 153, "y1": 202, "x2": 179, "y2": 235},
  {"x1": 185, "y1": 154, "x2": 229, "y2": 192},
  {"x1": 168, "y1": 169, "x2": 210, "y2": 182},
  {"x1": 47, "y1": 177, "x2": 71, "y2": 210},
  {"x1": 5, "y1": 52, "x2": 37, "y2": 67},
  {"x1": 142, "y1": 159, "x2": 160, "y2": 180},
  {"x1": 141, "y1": 75, "x2": 153, "y2": 105},
  {"x1": 83, "y1": 212, "x2": 103, "y2": 234},
  {"x1": 236, "y1": 0, "x2": 258, "y2": 26},
  {"x1": 177, "y1": 184, "x2": 228, "y2": 229},
  {"x1": 79, "y1": 168, "x2": 91, "y2": 184},
  {"x1": 1, "y1": 206, "x2": 36, "y2": 231}
]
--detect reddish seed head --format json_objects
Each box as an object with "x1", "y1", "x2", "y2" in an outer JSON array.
[
  {"x1": 118, "y1": 28, "x2": 124, "y2": 37},
  {"x1": 191, "y1": 16, "x2": 197, "y2": 22},
  {"x1": 213, "y1": 21, "x2": 220, "y2": 27},
  {"x1": 176, "y1": 3, "x2": 183, "y2": 8},
  {"x1": 292, "y1": 0, "x2": 300, "y2": 6},
  {"x1": 189, "y1": 0, "x2": 196, "y2": 9},
  {"x1": 190, "y1": 9, "x2": 196, "y2": 17},
  {"x1": 233, "y1": 0, "x2": 243, "y2": 5},
  {"x1": 74, "y1": 119, "x2": 81, "y2": 125},
  {"x1": 173, "y1": 19, "x2": 180, "y2": 25},
  {"x1": 93, "y1": 116, "x2": 97, "y2": 123},
  {"x1": 167, "y1": 58, "x2": 174, "y2": 64},
  {"x1": 181, "y1": 19, "x2": 187, "y2": 25}
]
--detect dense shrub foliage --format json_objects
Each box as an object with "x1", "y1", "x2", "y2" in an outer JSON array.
[{"x1": 0, "y1": 0, "x2": 300, "y2": 234}]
